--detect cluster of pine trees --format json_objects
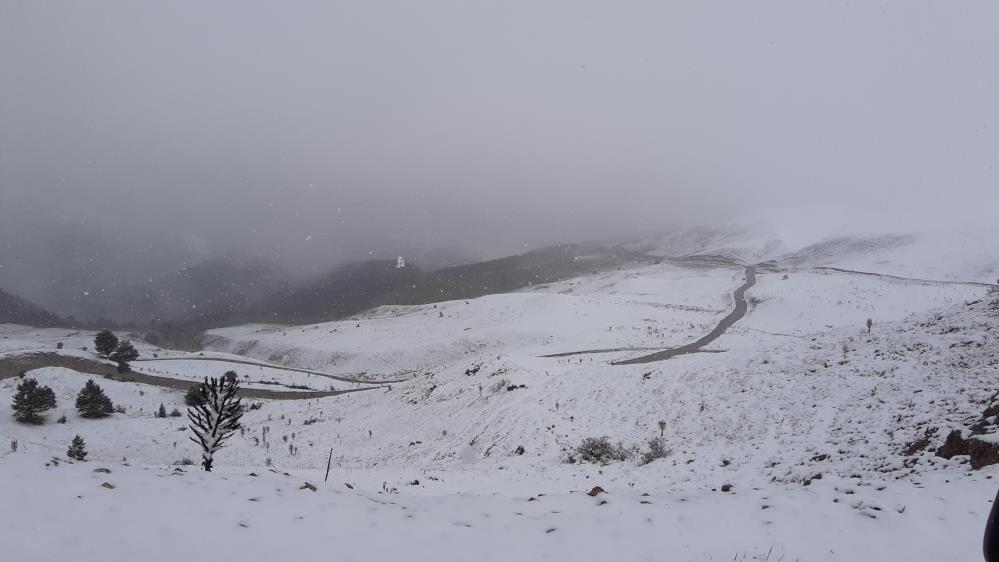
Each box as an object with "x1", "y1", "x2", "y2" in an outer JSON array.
[
  {"x1": 11, "y1": 377, "x2": 120, "y2": 465},
  {"x1": 14, "y1": 328, "x2": 247, "y2": 473},
  {"x1": 94, "y1": 330, "x2": 139, "y2": 372},
  {"x1": 10, "y1": 377, "x2": 116, "y2": 423}
]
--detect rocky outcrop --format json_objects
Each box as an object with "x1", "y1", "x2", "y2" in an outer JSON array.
[
  {"x1": 936, "y1": 430, "x2": 970, "y2": 459},
  {"x1": 936, "y1": 399, "x2": 999, "y2": 469},
  {"x1": 970, "y1": 436, "x2": 999, "y2": 470}
]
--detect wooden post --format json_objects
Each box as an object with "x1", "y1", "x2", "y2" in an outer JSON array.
[{"x1": 324, "y1": 447, "x2": 333, "y2": 482}]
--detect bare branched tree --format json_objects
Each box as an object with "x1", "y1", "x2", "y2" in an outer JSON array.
[{"x1": 187, "y1": 376, "x2": 243, "y2": 472}]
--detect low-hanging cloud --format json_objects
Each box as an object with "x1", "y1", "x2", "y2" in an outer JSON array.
[{"x1": 2, "y1": 1, "x2": 998, "y2": 312}]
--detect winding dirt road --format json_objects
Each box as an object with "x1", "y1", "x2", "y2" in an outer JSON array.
[
  {"x1": 542, "y1": 265, "x2": 757, "y2": 365},
  {"x1": 0, "y1": 352, "x2": 382, "y2": 400},
  {"x1": 135, "y1": 356, "x2": 415, "y2": 385},
  {"x1": 611, "y1": 266, "x2": 756, "y2": 365},
  {"x1": 812, "y1": 266, "x2": 999, "y2": 290}
]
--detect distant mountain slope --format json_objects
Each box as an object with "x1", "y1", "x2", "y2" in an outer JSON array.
[
  {"x1": 0, "y1": 288, "x2": 61, "y2": 327},
  {"x1": 117, "y1": 259, "x2": 286, "y2": 325},
  {"x1": 254, "y1": 244, "x2": 641, "y2": 324},
  {"x1": 642, "y1": 210, "x2": 999, "y2": 283}
]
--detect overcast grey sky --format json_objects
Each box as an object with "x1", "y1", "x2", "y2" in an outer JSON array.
[{"x1": 2, "y1": 1, "x2": 998, "y2": 292}]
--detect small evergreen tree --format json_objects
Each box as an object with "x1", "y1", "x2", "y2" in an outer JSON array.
[
  {"x1": 156, "y1": 403, "x2": 167, "y2": 418},
  {"x1": 185, "y1": 382, "x2": 206, "y2": 406},
  {"x1": 94, "y1": 330, "x2": 119, "y2": 358},
  {"x1": 67, "y1": 435, "x2": 87, "y2": 461},
  {"x1": 75, "y1": 379, "x2": 114, "y2": 418},
  {"x1": 188, "y1": 376, "x2": 243, "y2": 472},
  {"x1": 12, "y1": 378, "x2": 57, "y2": 424},
  {"x1": 109, "y1": 340, "x2": 139, "y2": 372}
]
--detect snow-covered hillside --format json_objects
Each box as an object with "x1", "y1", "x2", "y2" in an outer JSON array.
[
  {"x1": 642, "y1": 209, "x2": 999, "y2": 284},
  {"x1": 2, "y1": 253, "x2": 998, "y2": 561}
]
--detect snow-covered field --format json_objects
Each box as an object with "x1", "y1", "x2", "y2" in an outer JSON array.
[
  {"x1": 203, "y1": 262, "x2": 739, "y2": 373},
  {"x1": 2, "y1": 254, "x2": 998, "y2": 561},
  {"x1": 3, "y1": 451, "x2": 995, "y2": 562}
]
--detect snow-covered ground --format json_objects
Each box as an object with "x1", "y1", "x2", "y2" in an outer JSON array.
[
  {"x1": 2, "y1": 254, "x2": 998, "y2": 561},
  {"x1": 2, "y1": 451, "x2": 996, "y2": 562},
  {"x1": 203, "y1": 262, "x2": 740, "y2": 373}
]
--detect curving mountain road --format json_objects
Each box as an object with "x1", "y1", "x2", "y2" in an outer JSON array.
[
  {"x1": 812, "y1": 266, "x2": 999, "y2": 290},
  {"x1": 611, "y1": 266, "x2": 756, "y2": 365},
  {"x1": 135, "y1": 356, "x2": 415, "y2": 385},
  {"x1": 0, "y1": 352, "x2": 383, "y2": 400}
]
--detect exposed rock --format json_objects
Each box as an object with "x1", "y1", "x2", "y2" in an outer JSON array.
[
  {"x1": 299, "y1": 482, "x2": 317, "y2": 492},
  {"x1": 721, "y1": 484, "x2": 734, "y2": 492},
  {"x1": 969, "y1": 436, "x2": 999, "y2": 469},
  {"x1": 936, "y1": 430, "x2": 970, "y2": 459},
  {"x1": 586, "y1": 486, "x2": 606, "y2": 497}
]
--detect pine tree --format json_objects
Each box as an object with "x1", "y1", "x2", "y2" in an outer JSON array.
[
  {"x1": 185, "y1": 383, "x2": 206, "y2": 406},
  {"x1": 75, "y1": 379, "x2": 114, "y2": 418},
  {"x1": 156, "y1": 403, "x2": 167, "y2": 418},
  {"x1": 188, "y1": 376, "x2": 243, "y2": 472},
  {"x1": 94, "y1": 330, "x2": 119, "y2": 358},
  {"x1": 11, "y1": 378, "x2": 57, "y2": 424},
  {"x1": 67, "y1": 435, "x2": 87, "y2": 461},
  {"x1": 109, "y1": 340, "x2": 139, "y2": 373}
]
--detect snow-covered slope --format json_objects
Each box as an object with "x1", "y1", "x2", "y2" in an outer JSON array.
[
  {"x1": 2, "y1": 449, "x2": 996, "y2": 562},
  {"x1": 202, "y1": 262, "x2": 740, "y2": 373},
  {"x1": 643, "y1": 208, "x2": 999, "y2": 284},
  {"x1": 2, "y1": 252, "x2": 998, "y2": 560}
]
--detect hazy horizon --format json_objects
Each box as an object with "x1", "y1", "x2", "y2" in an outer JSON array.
[{"x1": 3, "y1": 1, "x2": 999, "y2": 316}]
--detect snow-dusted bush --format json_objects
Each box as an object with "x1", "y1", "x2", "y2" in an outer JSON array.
[
  {"x1": 640, "y1": 437, "x2": 670, "y2": 465},
  {"x1": 571, "y1": 436, "x2": 631, "y2": 465},
  {"x1": 489, "y1": 378, "x2": 512, "y2": 394}
]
